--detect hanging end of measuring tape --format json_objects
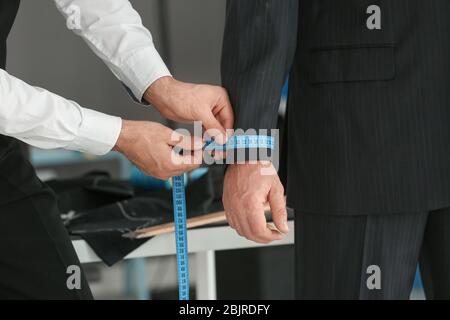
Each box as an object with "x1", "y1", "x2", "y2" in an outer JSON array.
[
  {"x1": 170, "y1": 134, "x2": 277, "y2": 300},
  {"x1": 171, "y1": 174, "x2": 190, "y2": 300}
]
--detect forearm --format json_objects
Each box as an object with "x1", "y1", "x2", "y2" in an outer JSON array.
[{"x1": 0, "y1": 69, "x2": 121, "y2": 154}]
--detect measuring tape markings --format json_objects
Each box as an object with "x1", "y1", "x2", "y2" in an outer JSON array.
[
  {"x1": 172, "y1": 135, "x2": 275, "y2": 300},
  {"x1": 203, "y1": 135, "x2": 274, "y2": 151},
  {"x1": 172, "y1": 174, "x2": 189, "y2": 300}
]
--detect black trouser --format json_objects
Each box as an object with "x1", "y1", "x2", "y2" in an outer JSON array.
[
  {"x1": 0, "y1": 137, "x2": 93, "y2": 299},
  {"x1": 295, "y1": 208, "x2": 450, "y2": 299}
]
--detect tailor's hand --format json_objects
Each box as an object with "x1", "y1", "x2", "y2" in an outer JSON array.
[
  {"x1": 113, "y1": 120, "x2": 203, "y2": 179},
  {"x1": 144, "y1": 76, "x2": 234, "y2": 144},
  {"x1": 223, "y1": 162, "x2": 289, "y2": 243}
]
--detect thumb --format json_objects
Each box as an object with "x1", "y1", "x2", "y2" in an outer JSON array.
[
  {"x1": 268, "y1": 181, "x2": 288, "y2": 234},
  {"x1": 202, "y1": 111, "x2": 228, "y2": 145}
]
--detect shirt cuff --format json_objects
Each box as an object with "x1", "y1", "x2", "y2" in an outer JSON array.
[
  {"x1": 67, "y1": 108, "x2": 122, "y2": 155},
  {"x1": 119, "y1": 46, "x2": 171, "y2": 104}
]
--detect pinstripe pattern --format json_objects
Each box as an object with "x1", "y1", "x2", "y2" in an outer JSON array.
[
  {"x1": 295, "y1": 208, "x2": 450, "y2": 299},
  {"x1": 222, "y1": 0, "x2": 450, "y2": 214},
  {"x1": 222, "y1": 1, "x2": 450, "y2": 298},
  {"x1": 222, "y1": 0, "x2": 298, "y2": 131}
]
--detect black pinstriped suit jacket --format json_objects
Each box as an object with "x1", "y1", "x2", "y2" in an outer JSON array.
[{"x1": 221, "y1": 0, "x2": 450, "y2": 215}]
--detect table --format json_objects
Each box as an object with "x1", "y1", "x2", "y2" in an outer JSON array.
[{"x1": 73, "y1": 220, "x2": 295, "y2": 299}]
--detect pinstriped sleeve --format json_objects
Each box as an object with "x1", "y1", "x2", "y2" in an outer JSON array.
[{"x1": 221, "y1": 0, "x2": 298, "y2": 131}]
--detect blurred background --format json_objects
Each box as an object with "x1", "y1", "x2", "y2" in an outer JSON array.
[{"x1": 5, "y1": 0, "x2": 425, "y2": 300}]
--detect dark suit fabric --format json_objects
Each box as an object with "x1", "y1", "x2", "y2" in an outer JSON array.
[
  {"x1": 222, "y1": 0, "x2": 450, "y2": 299},
  {"x1": 222, "y1": 0, "x2": 450, "y2": 214},
  {"x1": 296, "y1": 208, "x2": 450, "y2": 299}
]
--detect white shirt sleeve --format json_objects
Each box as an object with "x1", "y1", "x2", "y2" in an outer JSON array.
[
  {"x1": 0, "y1": 69, "x2": 122, "y2": 155},
  {"x1": 54, "y1": 0, "x2": 172, "y2": 102},
  {"x1": 0, "y1": 1, "x2": 171, "y2": 155}
]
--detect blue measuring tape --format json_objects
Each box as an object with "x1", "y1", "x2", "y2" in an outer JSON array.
[
  {"x1": 172, "y1": 174, "x2": 189, "y2": 300},
  {"x1": 203, "y1": 134, "x2": 274, "y2": 151},
  {"x1": 171, "y1": 135, "x2": 274, "y2": 300}
]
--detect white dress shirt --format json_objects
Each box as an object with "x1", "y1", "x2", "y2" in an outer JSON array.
[{"x1": 0, "y1": 0, "x2": 171, "y2": 155}]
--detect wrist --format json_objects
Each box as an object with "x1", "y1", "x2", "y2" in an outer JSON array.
[
  {"x1": 143, "y1": 76, "x2": 176, "y2": 111},
  {"x1": 113, "y1": 119, "x2": 134, "y2": 153}
]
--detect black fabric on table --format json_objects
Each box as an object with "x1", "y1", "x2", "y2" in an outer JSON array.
[
  {"x1": 46, "y1": 171, "x2": 134, "y2": 214},
  {"x1": 48, "y1": 168, "x2": 224, "y2": 266}
]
